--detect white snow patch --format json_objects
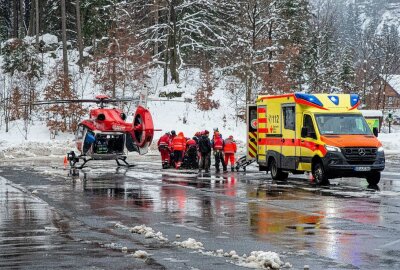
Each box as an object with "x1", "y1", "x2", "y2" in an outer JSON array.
[
  {"x1": 129, "y1": 224, "x2": 168, "y2": 241},
  {"x1": 174, "y1": 238, "x2": 204, "y2": 250},
  {"x1": 235, "y1": 251, "x2": 286, "y2": 270},
  {"x1": 379, "y1": 132, "x2": 400, "y2": 154},
  {"x1": 132, "y1": 250, "x2": 149, "y2": 259}
]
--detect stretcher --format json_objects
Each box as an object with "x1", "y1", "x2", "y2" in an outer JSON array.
[{"x1": 235, "y1": 156, "x2": 256, "y2": 172}]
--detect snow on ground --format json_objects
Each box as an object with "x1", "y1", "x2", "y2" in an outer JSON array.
[
  {"x1": 0, "y1": 120, "x2": 75, "y2": 158},
  {"x1": 113, "y1": 221, "x2": 291, "y2": 269},
  {"x1": 379, "y1": 132, "x2": 400, "y2": 154}
]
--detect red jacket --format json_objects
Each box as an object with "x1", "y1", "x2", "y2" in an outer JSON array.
[
  {"x1": 224, "y1": 138, "x2": 237, "y2": 154},
  {"x1": 172, "y1": 132, "x2": 186, "y2": 151},
  {"x1": 158, "y1": 134, "x2": 170, "y2": 148},
  {"x1": 212, "y1": 135, "x2": 224, "y2": 150}
]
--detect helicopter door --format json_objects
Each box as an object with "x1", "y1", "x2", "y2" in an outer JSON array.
[
  {"x1": 126, "y1": 133, "x2": 139, "y2": 153},
  {"x1": 132, "y1": 106, "x2": 154, "y2": 155}
]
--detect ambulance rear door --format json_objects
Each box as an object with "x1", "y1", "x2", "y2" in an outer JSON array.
[
  {"x1": 281, "y1": 104, "x2": 296, "y2": 170},
  {"x1": 247, "y1": 104, "x2": 258, "y2": 161}
]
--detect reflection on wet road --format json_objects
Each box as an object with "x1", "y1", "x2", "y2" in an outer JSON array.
[{"x1": 0, "y1": 154, "x2": 400, "y2": 269}]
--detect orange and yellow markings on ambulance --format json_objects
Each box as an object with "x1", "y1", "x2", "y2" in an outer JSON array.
[{"x1": 248, "y1": 132, "x2": 257, "y2": 158}]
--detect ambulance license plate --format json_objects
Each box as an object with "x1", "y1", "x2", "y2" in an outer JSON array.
[{"x1": 354, "y1": 166, "x2": 371, "y2": 172}]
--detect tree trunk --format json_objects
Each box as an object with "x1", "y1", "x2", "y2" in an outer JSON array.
[
  {"x1": 19, "y1": 0, "x2": 25, "y2": 38},
  {"x1": 35, "y1": 0, "x2": 40, "y2": 47},
  {"x1": 169, "y1": 0, "x2": 179, "y2": 84},
  {"x1": 76, "y1": 0, "x2": 84, "y2": 73},
  {"x1": 61, "y1": 0, "x2": 69, "y2": 89},
  {"x1": 153, "y1": 0, "x2": 159, "y2": 56},
  {"x1": 12, "y1": 0, "x2": 18, "y2": 38}
]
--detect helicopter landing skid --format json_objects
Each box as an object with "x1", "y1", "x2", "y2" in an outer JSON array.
[{"x1": 116, "y1": 157, "x2": 135, "y2": 167}]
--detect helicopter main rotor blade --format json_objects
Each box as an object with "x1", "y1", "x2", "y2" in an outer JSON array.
[{"x1": 32, "y1": 99, "x2": 98, "y2": 105}]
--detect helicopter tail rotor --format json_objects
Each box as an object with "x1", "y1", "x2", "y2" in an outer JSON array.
[{"x1": 132, "y1": 106, "x2": 154, "y2": 154}]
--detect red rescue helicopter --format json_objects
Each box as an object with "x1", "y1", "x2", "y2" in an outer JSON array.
[{"x1": 34, "y1": 94, "x2": 154, "y2": 169}]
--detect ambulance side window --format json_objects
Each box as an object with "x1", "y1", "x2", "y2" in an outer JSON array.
[
  {"x1": 283, "y1": 106, "x2": 295, "y2": 131},
  {"x1": 303, "y1": 115, "x2": 316, "y2": 138}
]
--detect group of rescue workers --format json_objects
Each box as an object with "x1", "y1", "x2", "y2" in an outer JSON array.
[{"x1": 157, "y1": 128, "x2": 237, "y2": 173}]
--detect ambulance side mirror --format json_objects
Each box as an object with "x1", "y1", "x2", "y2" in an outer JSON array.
[
  {"x1": 250, "y1": 138, "x2": 256, "y2": 143},
  {"x1": 373, "y1": 127, "x2": 379, "y2": 137}
]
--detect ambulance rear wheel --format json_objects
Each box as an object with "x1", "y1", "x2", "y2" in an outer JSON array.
[
  {"x1": 312, "y1": 162, "x2": 329, "y2": 185},
  {"x1": 270, "y1": 158, "x2": 288, "y2": 181}
]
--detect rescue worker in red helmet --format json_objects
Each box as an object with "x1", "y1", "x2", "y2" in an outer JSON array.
[
  {"x1": 198, "y1": 130, "x2": 212, "y2": 173},
  {"x1": 212, "y1": 131, "x2": 227, "y2": 173},
  {"x1": 171, "y1": 131, "x2": 186, "y2": 169},
  {"x1": 224, "y1": 135, "x2": 237, "y2": 171},
  {"x1": 157, "y1": 132, "x2": 171, "y2": 169}
]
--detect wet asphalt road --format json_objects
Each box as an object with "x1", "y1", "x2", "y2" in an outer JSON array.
[{"x1": 1, "y1": 154, "x2": 400, "y2": 270}]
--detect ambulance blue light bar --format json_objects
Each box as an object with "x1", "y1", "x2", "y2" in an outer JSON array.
[
  {"x1": 350, "y1": 94, "x2": 360, "y2": 107},
  {"x1": 294, "y1": 93, "x2": 324, "y2": 107},
  {"x1": 328, "y1": 95, "x2": 339, "y2": 105}
]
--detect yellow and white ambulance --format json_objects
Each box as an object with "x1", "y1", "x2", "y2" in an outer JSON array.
[{"x1": 246, "y1": 93, "x2": 385, "y2": 185}]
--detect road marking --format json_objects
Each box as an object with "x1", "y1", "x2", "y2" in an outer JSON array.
[{"x1": 381, "y1": 238, "x2": 400, "y2": 248}]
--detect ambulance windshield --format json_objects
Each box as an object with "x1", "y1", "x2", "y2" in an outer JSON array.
[{"x1": 315, "y1": 114, "x2": 372, "y2": 135}]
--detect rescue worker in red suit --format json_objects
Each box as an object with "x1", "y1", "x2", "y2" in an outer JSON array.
[
  {"x1": 224, "y1": 135, "x2": 237, "y2": 171},
  {"x1": 157, "y1": 132, "x2": 171, "y2": 169},
  {"x1": 172, "y1": 132, "x2": 186, "y2": 169},
  {"x1": 212, "y1": 131, "x2": 227, "y2": 172}
]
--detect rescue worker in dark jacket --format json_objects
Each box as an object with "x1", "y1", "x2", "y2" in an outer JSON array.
[
  {"x1": 184, "y1": 137, "x2": 198, "y2": 169},
  {"x1": 211, "y1": 131, "x2": 227, "y2": 172},
  {"x1": 157, "y1": 132, "x2": 171, "y2": 169},
  {"x1": 198, "y1": 130, "x2": 212, "y2": 173},
  {"x1": 169, "y1": 130, "x2": 177, "y2": 167}
]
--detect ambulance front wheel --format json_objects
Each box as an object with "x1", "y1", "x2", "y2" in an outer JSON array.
[
  {"x1": 366, "y1": 171, "x2": 380, "y2": 186},
  {"x1": 312, "y1": 162, "x2": 329, "y2": 185},
  {"x1": 270, "y1": 158, "x2": 288, "y2": 181}
]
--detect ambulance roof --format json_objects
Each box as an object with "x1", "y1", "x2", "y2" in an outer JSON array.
[{"x1": 257, "y1": 93, "x2": 361, "y2": 112}]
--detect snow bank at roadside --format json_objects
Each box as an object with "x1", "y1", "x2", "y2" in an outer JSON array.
[
  {"x1": 379, "y1": 132, "x2": 400, "y2": 154},
  {"x1": 0, "y1": 121, "x2": 75, "y2": 159}
]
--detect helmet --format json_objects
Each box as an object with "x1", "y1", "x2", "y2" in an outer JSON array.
[
  {"x1": 171, "y1": 130, "x2": 176, "y2": 135},
  {"x1": 229, "y1": 135, "x2": 233, "y2": 139},
  {"x1": 204, "y1": 130, "x2": 209, "y2": 135}
]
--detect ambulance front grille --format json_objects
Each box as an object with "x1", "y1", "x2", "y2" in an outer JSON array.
[{"x1": 341, "y1": 147, "x2": 377, "y2": 165}]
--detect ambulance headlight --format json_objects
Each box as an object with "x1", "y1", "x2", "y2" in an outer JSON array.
[
  {"x1": 325, "y1": 145, "x2": 341, "y2": 152},
  {"x1": 377, "y1": 146, "x2": 384, "y2": 152}
]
